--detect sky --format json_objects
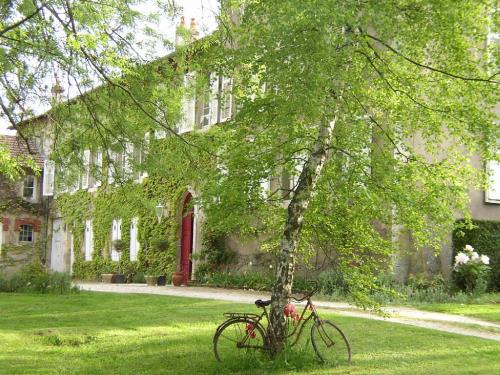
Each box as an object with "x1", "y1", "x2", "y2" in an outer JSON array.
[{"x1": 0, "y1": 0, "x2": 219, "y2": 136}]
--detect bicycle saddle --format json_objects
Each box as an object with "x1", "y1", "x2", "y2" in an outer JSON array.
[{"x1": 255, "y1": 299, "x2": 271, "y2": 308}]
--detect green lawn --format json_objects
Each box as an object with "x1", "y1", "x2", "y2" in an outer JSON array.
[
  {"x1": 414, "y1": 303, "x2": 500, "y2": 323},
  {"x1": 408, "y1": 294, "x2": 500, "y2": 323},
  {"x1": 0, "y1": 292, "x2": 499, "y2": 374}
]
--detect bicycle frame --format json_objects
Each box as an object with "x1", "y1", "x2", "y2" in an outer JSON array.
[{"x1": 217, "y1": 297, "x2": 320, "y2": 351}]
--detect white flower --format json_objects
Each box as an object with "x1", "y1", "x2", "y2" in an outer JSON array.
[
  {"x1": 480, "y1": 255, "x2": 490, "y2": 265},
  {"x1": 269, "y1": 264, "x2": 273, "y2": 269},
  {"x1": 248, "y1": 261, "x2": 253, "y2": 266},
  {"x1": 454, "y1": 252, "x2": 470, "y2": 266},
  {"x1": 470, "y1": 252, "x2": 479, "y2": 261},
  {"x1": 464, "y1": 244, "x2": 474, "y2": 253}
]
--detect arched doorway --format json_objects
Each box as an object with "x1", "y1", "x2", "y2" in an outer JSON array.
[{"x1": 180, "y1": 193, "x2": 194, "y2": 284}]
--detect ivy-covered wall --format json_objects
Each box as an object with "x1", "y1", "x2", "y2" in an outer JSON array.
[{"x1": 55, "y1": 176, "x2": 188, "y2": 280}]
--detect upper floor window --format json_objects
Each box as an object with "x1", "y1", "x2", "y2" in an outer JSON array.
[
  {"x1": 23, "y1": 175, "x2": 35, "y2": 199},
  {"x1": 19, "y1": 224, "x2": 33, "y2": 242},
  {"x1": 201, "y1": 88, "x2": 211, "y2": 127},
  {"x1": 485, "y1": 160, "x2": 500, "y2": 204}
]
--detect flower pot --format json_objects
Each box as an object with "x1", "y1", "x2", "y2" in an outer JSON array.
[
  {"x1": 145, "y1": 275, "x2": 158, "y2": 286},
  {"x1": 101, "y1": 273, "x2": 115, "y2": 283},
  {"x1": 157, "y1": 275, "x2": 167, "y2": 286},
  {"x1": 114, "y1": 274, "x2": 126, "y2": 284},
  {"x1": 172, "y1": 272, "x2": 184, "y2": 286}
]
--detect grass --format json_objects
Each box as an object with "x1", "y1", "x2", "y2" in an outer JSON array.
[
  {"x1": 406, "y1": 293, "x2": 500, "y2": 323},
  {"x1": 414, "y1": 303, "x2": 500, "y2": 323},
  {"x1": 0, "y1": 292, "x2": 499, "y2": 374}
]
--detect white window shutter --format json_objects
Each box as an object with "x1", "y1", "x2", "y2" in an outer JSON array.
[
  {"x1": 124, "y1": 143, "x2": 133, "y2": 178},
  {"x1": 81, "y1": 150, "x2": 90, "y2": 189},
  {"x1": 154, "y1": 129, "x2": 166, "y2": 139},
  {"x1": 42, "y1": 160, "x2": 55, "y2": 196},
  {"x1": 260, "y1": 177, "x2": 271, "y2": 197},
  {"x1": 84, "y1": 219, "x2": 93, "y2": 260},
  {"x1": 107, "y1": 150, "x2": 116, "y2": 185},
  {"x1": 95, "y1": 150, "x2": 103, "y2": 187},
  {"x1": 220, "y1": 77, "x2": 233, "y2": 122},
  {"x1": 130, "y1": 217, "x2": 139, "y2": 261},
  {"x1": 209, "y1": 73, "x2": 220, "y2": 125},
  {"x1": 486, "y1": 160, "x2": 500, "y2": 203},
  {"x1": 180, "y1": 73, "x2": 195, "y2": 133},
  {"x1": 71, "y1": 174, "x2": 80, "y2": 193}
]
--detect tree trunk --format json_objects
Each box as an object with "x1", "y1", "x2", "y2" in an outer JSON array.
[{"x1": 268, "y1": 115, "x2": 336, "y2": 355}]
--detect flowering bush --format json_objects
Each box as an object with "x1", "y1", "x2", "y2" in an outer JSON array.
[{"x1": 453, "y1": 244, "x2": 490, "y2": 294}]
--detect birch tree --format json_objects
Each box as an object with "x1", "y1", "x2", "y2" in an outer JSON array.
[{"x1": 175, "y1": 0, "x2": 499, "y2": 353}]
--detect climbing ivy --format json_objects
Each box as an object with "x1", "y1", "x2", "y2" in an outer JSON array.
[{"x1": 55, "y1": 169, "x2": 189, "y2": 280}]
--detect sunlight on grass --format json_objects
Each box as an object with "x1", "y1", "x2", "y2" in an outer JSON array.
[
  {"x1": 416, "y1": 303, "x2": 500, "y2": 323},
  {"x1": 0, "y1": 292, "x2": 499, "y2": 374}
]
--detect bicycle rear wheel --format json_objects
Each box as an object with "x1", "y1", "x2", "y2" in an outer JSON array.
[
  {"x1": 213, "y1": 318, "x2": 267, "y2": 362},
  {"x1": 311, "y1": 320, "x2": 351, "y2": 365}
]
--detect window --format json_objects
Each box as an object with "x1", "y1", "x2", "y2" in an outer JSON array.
[
  {"x1": 111, "y1": 219, "x2": 122, "y2": 261},
  {"x1": 81, "y1": 150, "x2": 91, "y2": 189},
  {"x1": 200, "y1": 73, "x2": 219, "y2": 128},
  {"x1": 93, "y1": 150, "x2": 103, "y2": 187},
  {"x1": 220, "y1": 77, "x2": 233, "y2": 122},
  {"x1": 180, "y1": 73, "x2": 196, "y2": 133},
  {"x1": 201, "y1": 86, "x2": 211, "y2": 127},
  {"x1": 260, "y1": 177, "x2": 271, "y2": 198},
  {"x1": 23, "y1": 175, "x2": 35, "y2": 198},
  {"x1": 42, "y1": 160, "x2": 55, "y2": 196},
  {"x1": 107, "y1": 149, "x2": 127, "y2": 184},
  {"x1": 19, "y1": 224, "x2": 33, "y2": 242},
  {"x1": 486, "y1": 160, "x2": 500, "y2": 203},
  {"x1": 133, "y1": 135, "x2": 149, "y2": 182}
]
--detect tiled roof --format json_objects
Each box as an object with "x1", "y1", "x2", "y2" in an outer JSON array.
[{"x1": 0, "y1": 135, "x2": 44, "y2": 168}]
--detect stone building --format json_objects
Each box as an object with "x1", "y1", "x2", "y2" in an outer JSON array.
[
  {"x1": 8, "y1": 18, "x2": 500, "y2": 284},
  {"x1": 0, "y1": 135, "x2": 50, "y2": 275}
]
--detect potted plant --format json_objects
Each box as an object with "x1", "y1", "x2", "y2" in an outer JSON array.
[
  {"x1": 114, "y1": 263, "x2": 127, "y2": 284},
  {"x1": 172, "y1": 270, "x2": 184, "y2": 286},
  {"x1": 101, "y1": 265, "x2": 116, "y2": 283},
  {"x1": 145, "y1": 266, "x2": 165, "y2": 286},
  {"x1": 111, "y1": 240, "x2": 127, "y2": 283},
  {"x1": 101, "y1": 270, "x2": 115, "y2": 283},
  {"x1": 151, "y1": 238, "x2": 169, "y2": 252}
]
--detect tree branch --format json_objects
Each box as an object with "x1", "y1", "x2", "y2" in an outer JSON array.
[
  {"x1": 0, "y1": 4, "x2": 44, "y2": 37},
  {"x1": 363, "y1": 33, "x2": 499, "y2": 84}
]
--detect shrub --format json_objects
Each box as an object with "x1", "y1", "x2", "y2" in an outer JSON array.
[
  {"x1": 318, "y1": 270, "x2": 348, "y2": 296},
  {"x1": 0, "y1": 261, "x2": 75, "y2": 294},
  {"x1": 194, "y1": 233, "x2": 237, "y2": 279},
  {"x1": 150, "y1": 238, "x2": 169, "y2": 251},
  {"x1": 453, "y1": 219, "x2": 499, "y2": 291},
  {"x1": 452, "y1": 244, "x2": 490, "y2": 295},
  {"x1": 131, "y1": 272, "x2": 145, "y2": 283}
]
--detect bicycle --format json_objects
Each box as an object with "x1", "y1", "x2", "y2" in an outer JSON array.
[{"x1": 213, "y1": 285, "x2": 351, "y2": 365}]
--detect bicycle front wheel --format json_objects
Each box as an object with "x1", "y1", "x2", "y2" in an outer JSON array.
[
  {"x1": 311, "y1": 320, "x2": 351, "y2": 365},
  {"x1": 213, "y1": 319, "x2": 267, "y2": 362}
]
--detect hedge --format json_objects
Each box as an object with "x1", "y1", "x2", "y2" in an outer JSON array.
[{"x1": 453, "y1": 219, "x2": 500, "y2": 291}]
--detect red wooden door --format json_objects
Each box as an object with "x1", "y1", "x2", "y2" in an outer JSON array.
[{"x1": 180, "y1": 194, "x2": 194, "y2": 284}]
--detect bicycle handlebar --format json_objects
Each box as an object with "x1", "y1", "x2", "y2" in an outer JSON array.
[{"x1": 289, "y1": 281, "x2": 319, "y2": 302}]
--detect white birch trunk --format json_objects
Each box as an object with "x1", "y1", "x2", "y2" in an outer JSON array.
[{"x1": 268, "y1": 115, "x2": 336, "y2": 353}]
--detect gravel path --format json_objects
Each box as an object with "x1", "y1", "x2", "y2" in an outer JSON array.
[{"x1": 77, "y1": 282, "x2": 500, "y2": 342}]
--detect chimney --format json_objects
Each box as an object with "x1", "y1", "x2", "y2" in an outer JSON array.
[
  {"x1": 189, "y1": 18, "x2": 200, "y2": 41},
  {"x1": 175, "y1": 16, "x2": 189, "y2": 47}
]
